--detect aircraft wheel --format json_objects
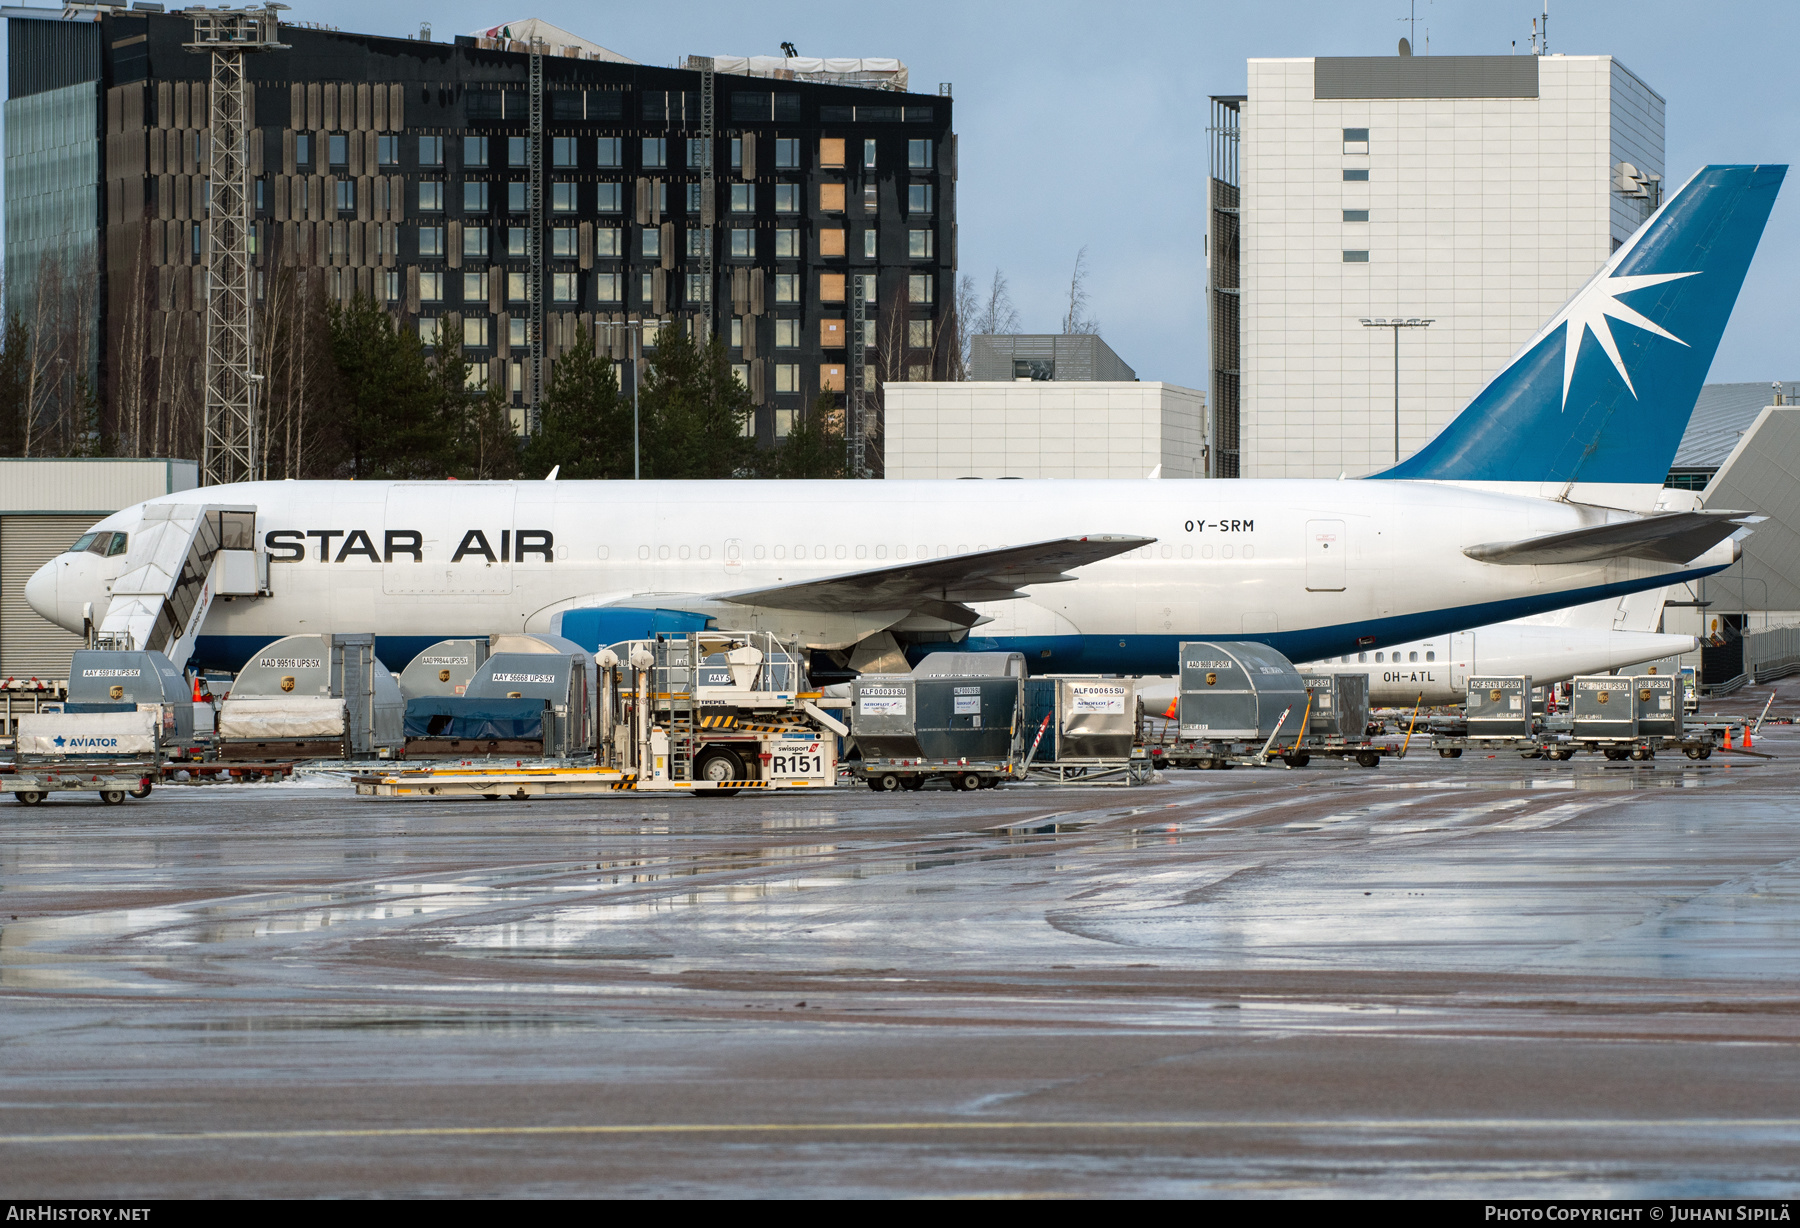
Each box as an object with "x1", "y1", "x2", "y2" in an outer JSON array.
[
  {"x1": 14, "y1": 791, "x2": 43, "y2": 806},
  {"x1": 99, "y1": 790, "x2": 126, "y2": 806}
]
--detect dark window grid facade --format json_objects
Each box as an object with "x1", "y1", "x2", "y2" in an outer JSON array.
[{"x1": 44, "y1": 9, "x2": 953, "y2": 449}]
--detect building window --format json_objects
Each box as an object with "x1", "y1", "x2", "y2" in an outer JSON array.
[
  {"x1": 463, "y1": 271, "x2": 489, "y2": 303},
  {"x1": 595, "y1": 228, "x2": 621, "y2": 258},
  {"x1": 383, "y1": 270, "x2": 400, "y2": 302},
  {"x1": 686, "y1": 273, "x2": 709, "y2": 303},
  {"x1": 640, "y1": 272, "x2": 654, "y2": 305},
  {"x1": 774, "y1": 184, "x2": 800, "y2": 214},
  {"x1": 552, "y1": 182, "x2": 576, "y2": 212},
  {"x1": 908, "y1": 273, "x2": 934, "y2": 303},
  {"x1": 378, "y1": 134, "x2": 401, "y2": 166},
  {"x1": 597, "y1": 137, "x2": 621, "y2": 167},
  {"x1": 594, "y1": 272, "x2": 623, "y2": 301},
  {"x1": 192, "y1": 222, "x2": 201, "y2": 257},
  {"x1": 733, "y1": 362, "x2": 749, "y2": 387},
  {"x1": 1343, "y1": 208, "x2": 1369, "y2": 222},
  {"x1": 864, "y1": 230, "x2": 877, "y2": 259},
  {"x1": 774, "y1": 318, "x2": 800, "y2": 348},
  {"x1": 908, "y1": 139, "x2": 933, "y2": 169},
  {"x1": 685, "y1": 137, "x2": 708, "y2": 168},
  {"x1": 1343, "y1": 127, "x2": 1370, "y2": 154},
  {"x1": 642, "y1": 137, "x2": 666, "y2": 169},
  {"x1": 508, "y1": 227, "x2": 527, "y2": 257},
  {"x1": 418, "y1": 271, "x2": 443, "y2": 302},
  {"x1": 507, "y1": 271, "x2": 527, "y2": 301},
  {"x1": 730, "y1": 229, "x2": 753, "y2": 259},
  {"x1": 1343, "y1": 249, "x2": 1370, "y2": 263},
  {"x1": 254, "y1": 178, "x2": 265, "y2": 211},
  {"x1": 774, "y1": 364, "x2": 799, "y2": 393},
  {"x1": 464, "y1": 182, "x2": 489, "y2": 213},
  {"x1": 1343, "y1": 168, "x2": 1369, "y2": 182},
  {"x1": 418, "y1": 182, "x2": 444, "y2": 212},
  {"x1": 418, "y1": 317, "x2": 438, "y2": 347},
  {"x1": 552, "y1": 227, "x2": 577, "y2": 258},
  {"x1": 730, "y1": 317, "x2": 743, "y2": 348},
  {"x1": 329, "y1": 133, "x2": 348, "y2": 166},
  {"x1": 508, "y1": 182, "x2": 530, "y2": 213},
  {"x1": 508, "y1": 136, "x2": 530, "y2": 167},
  {"x1": 597, "y1": 183, "x2": 622, "y2": 213},
  {"x1": 864, "y1": 138, "x2": 877, "y2": 168},
  {"x1": 294, "y1": 133, "x2": 311, "y2": 168},
  {"x1": 687, "y1": 228, "x2": 706, "y2": 258},
  {"x1": 907, "y1": 184, "x2": 933, "y2": 215},
  {"x1": 730, "y1": 183, "x2": 755, "y2": 213},
  {"x1": 774, "y1": 274, "x2": 799, "y2": 304},
  {"x1": 509, "y1": 317, "x2": 528, "y2": 348},
  {"x1": 464, "y1": 227, "x2": 489, "y2": 259},
  {"x1": 418, "y1": 226, "x2": 445, "y2": 257},
  {"x1": 773, "y1": 138, "x2": 799, "y2": 169},
  {"x1": 774, "y1": 229, "x2": 799, "y2": 259},
  {"x1": 553, "y1": 136, "x2": 577, "y2": 167},
  {"x1": 642, "y1": 228, "x2": 660, "y2": 259},
  {"x1": 909, "y1": 319, "x2": 933, "y2": 348},
  {"x1": 464, "y1": 136, "x2": 489, "y2": 168},
  {"x1": 864, "y1": 183, "x2": 878, "y2": 213},
  {"x1": 686, "y1": 183, "x2": 702, "y2": 213},
  {"x1": 466, "y1": 364, "x2": 489, "y2": 392},
  {"x1": 335, "y1": 180, "x2": 356, "y2": 212},
  {"x1": 553, "y1": 272, "x2": 577, "y2": 302},
  {"x1": 774, "y1": 409, "x2": 794, "y2": 437},
  {"x1": 908, "y1": 229, "x2": 934, "y2": 259}
]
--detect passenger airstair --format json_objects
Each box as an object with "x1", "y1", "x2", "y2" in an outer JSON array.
[{"x1": 96, "y1": 504, "x2": 258, "y2": 671}]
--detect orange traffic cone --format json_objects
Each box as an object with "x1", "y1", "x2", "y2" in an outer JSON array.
[
  {"x1": 1164, "y1": 697, "x2": 1179, "y2": 721},
  {"x1": 1744, "y1": 725, "x2": 1754, "y2": 749},
  {"x1": 1723, "y1": 726, "x2": 1733, "y2": 750}
]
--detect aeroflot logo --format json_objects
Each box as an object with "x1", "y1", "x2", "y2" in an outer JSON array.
[{"x1": 264, "y1": 530, "x2": 555, "y2": 563}]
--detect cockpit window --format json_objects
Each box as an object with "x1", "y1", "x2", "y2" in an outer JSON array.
[
  {"x1": 71, "y1": 533, "x2": 97, "y2": 552},
  {"x1": 72, "y1": 532, "x2": 127, "y2": 556},
  {"x1": 105, "y1": 532, "x2": 128, "y2": 556}
]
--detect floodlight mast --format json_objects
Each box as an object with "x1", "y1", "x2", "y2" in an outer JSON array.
[{"x1": 184, "y1": 5, "x2": 288, "y2": 487}]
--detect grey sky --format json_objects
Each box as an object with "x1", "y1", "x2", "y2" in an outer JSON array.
[{"x1": 8, "y1": 1, "x2": 1794, "y2": 390}]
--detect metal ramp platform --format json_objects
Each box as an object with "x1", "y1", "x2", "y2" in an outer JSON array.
[{"x1": 96, "y1": 505, "x2": 260, "y2": 670}]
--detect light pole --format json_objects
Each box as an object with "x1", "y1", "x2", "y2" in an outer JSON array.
[{"x1": 1360, "y1": 316, "x2": 1433, "y2": 464}]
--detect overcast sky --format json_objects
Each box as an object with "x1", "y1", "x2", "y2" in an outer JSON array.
[{"x1": 8, "y1": 1, "x2": 1796, "y2": 389}]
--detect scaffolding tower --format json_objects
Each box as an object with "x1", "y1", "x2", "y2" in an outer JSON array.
[
  {"x1": 185, "y1": 4, "x2": 287, "y2": 487},
  {"x1": 527, "y1": 39, "x2": 545, "y2": 433}
]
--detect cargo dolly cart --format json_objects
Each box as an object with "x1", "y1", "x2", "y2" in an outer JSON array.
[
  {"x1": 5, "y1": 760, "x2": 157, "y2": 805},
  {"x1": 849, "y1": 653, "x2": 1030, "y2": 791},
  {"x1": 6, "y1": 647, "x2": 194, "y2": 804},
  {"x1": 354, "y1": 629, "x2": 846, "y2": 799}
]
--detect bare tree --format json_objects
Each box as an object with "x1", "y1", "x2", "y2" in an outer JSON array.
[
  {"x1": 1061, "y1": 245, "x2": 1101, "y2": 336},
  {"x1": 971, "y1": 268, "x2": 1019, "y2": 337}
]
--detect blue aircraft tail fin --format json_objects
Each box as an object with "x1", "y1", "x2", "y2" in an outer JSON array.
[{"x1": 1377, "y1": 164, "x2": 1785, "y2": 485}]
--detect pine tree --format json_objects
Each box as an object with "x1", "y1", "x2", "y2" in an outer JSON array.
[
  {"x1": 638, "y1": 323, "x2": 753, "y2": 479},
  {"x1": 523, "y1": 326, "x2": 631, "y2": 479},
  {"x1": 764, "y1": 392, "x2": 847, "y2": 478},
  {"x1": 326, "y1": 294, "x2": 446, "y2": 478}
]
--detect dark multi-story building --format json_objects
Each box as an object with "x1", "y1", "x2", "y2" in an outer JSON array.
[{"x1": 4, "y1": 8, "x2": 957, "y2": 450}]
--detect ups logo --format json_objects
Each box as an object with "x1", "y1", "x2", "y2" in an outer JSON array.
[
  {"x1": 281, "y1": 675, "x2": 296, "y2": 692},
  {"x1": 439, "y1": 669, "x2": 451, "y2": 683},
  {"x1": 109, "y1": 685, "x2": 124, "y2": 700}
]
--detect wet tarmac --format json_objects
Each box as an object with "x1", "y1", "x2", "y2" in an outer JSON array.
[{"x1": 4, "y1": 687, "x2": 1800, "y2": 1197}]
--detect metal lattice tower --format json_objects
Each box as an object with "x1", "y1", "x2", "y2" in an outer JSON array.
[
  {"x1": 694, "y1": 57, "x2": 715, "y2": 338},
  {"x1": 527, "y1": 40, "x2": 545, "y2": 433},
  {"x1": 849, "y1": 274, "x2": 866, "y2": 478},
  {"x1": 185, "y1": 5, "x2": 287, "y2": 487}
]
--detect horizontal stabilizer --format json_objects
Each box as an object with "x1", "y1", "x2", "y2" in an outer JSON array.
[
  {"x1": 713, "y1": 534, "x2": 1152, "y2": 614},
  {"x1": 1465, "y1": 510, "x2": 1756, "y2": 566}
]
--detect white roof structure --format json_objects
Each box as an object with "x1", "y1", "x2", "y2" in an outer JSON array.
[
  {"x1": 710, "y1": 55, "x2": 908, "y2": 92},
  {"x1": 1702, "y1": 407, "x2": 1800, "y2": 612},
  {"x1": 470, "y1": 18, "x2": 636, "y2": 64}
]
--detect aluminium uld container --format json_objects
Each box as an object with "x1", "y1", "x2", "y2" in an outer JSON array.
[
  {"x1": 1177, "y1": 641, "x2": 1307, "y2": 742},
  {"x1": 1571, "y1": 675, "x2": 1638, "y2": 741},
  {"x1": 1465, "y1": 675, "x2": 1533, "y2": 740}
]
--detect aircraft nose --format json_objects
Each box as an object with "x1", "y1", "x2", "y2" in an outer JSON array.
[{"x1": 23, "y1": 557, "x2": 59, "y2": 624}]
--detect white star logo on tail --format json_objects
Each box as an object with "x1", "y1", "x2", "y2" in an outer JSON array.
[{"x1": 1558, "y1": 269, "x2": 1700, "y2": 409}]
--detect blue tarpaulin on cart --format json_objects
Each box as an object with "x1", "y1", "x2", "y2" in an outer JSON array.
[{"x1": 404, "y1": 697, "x2": 545, "y2": 740}]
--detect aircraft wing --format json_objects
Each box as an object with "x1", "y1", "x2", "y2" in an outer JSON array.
[
  {"x1": 1464, "y1": 510, "x2": 1758, "y2": 566},
  {"x1": 710, "y1": 534, "x2": 1152, "y2": 624}
]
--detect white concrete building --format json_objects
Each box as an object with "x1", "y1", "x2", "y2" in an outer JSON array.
[
  {"x1": 883, "y1": 381, "x2": 1206, "y2": 479},
  {"x1": 1212, "y1": 53, "x2": 1664, "y2": 478}
]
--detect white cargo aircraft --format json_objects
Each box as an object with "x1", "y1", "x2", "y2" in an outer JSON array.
[{"x1": 22, "y1": 165, "x2": 1783, "y2": 679}]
